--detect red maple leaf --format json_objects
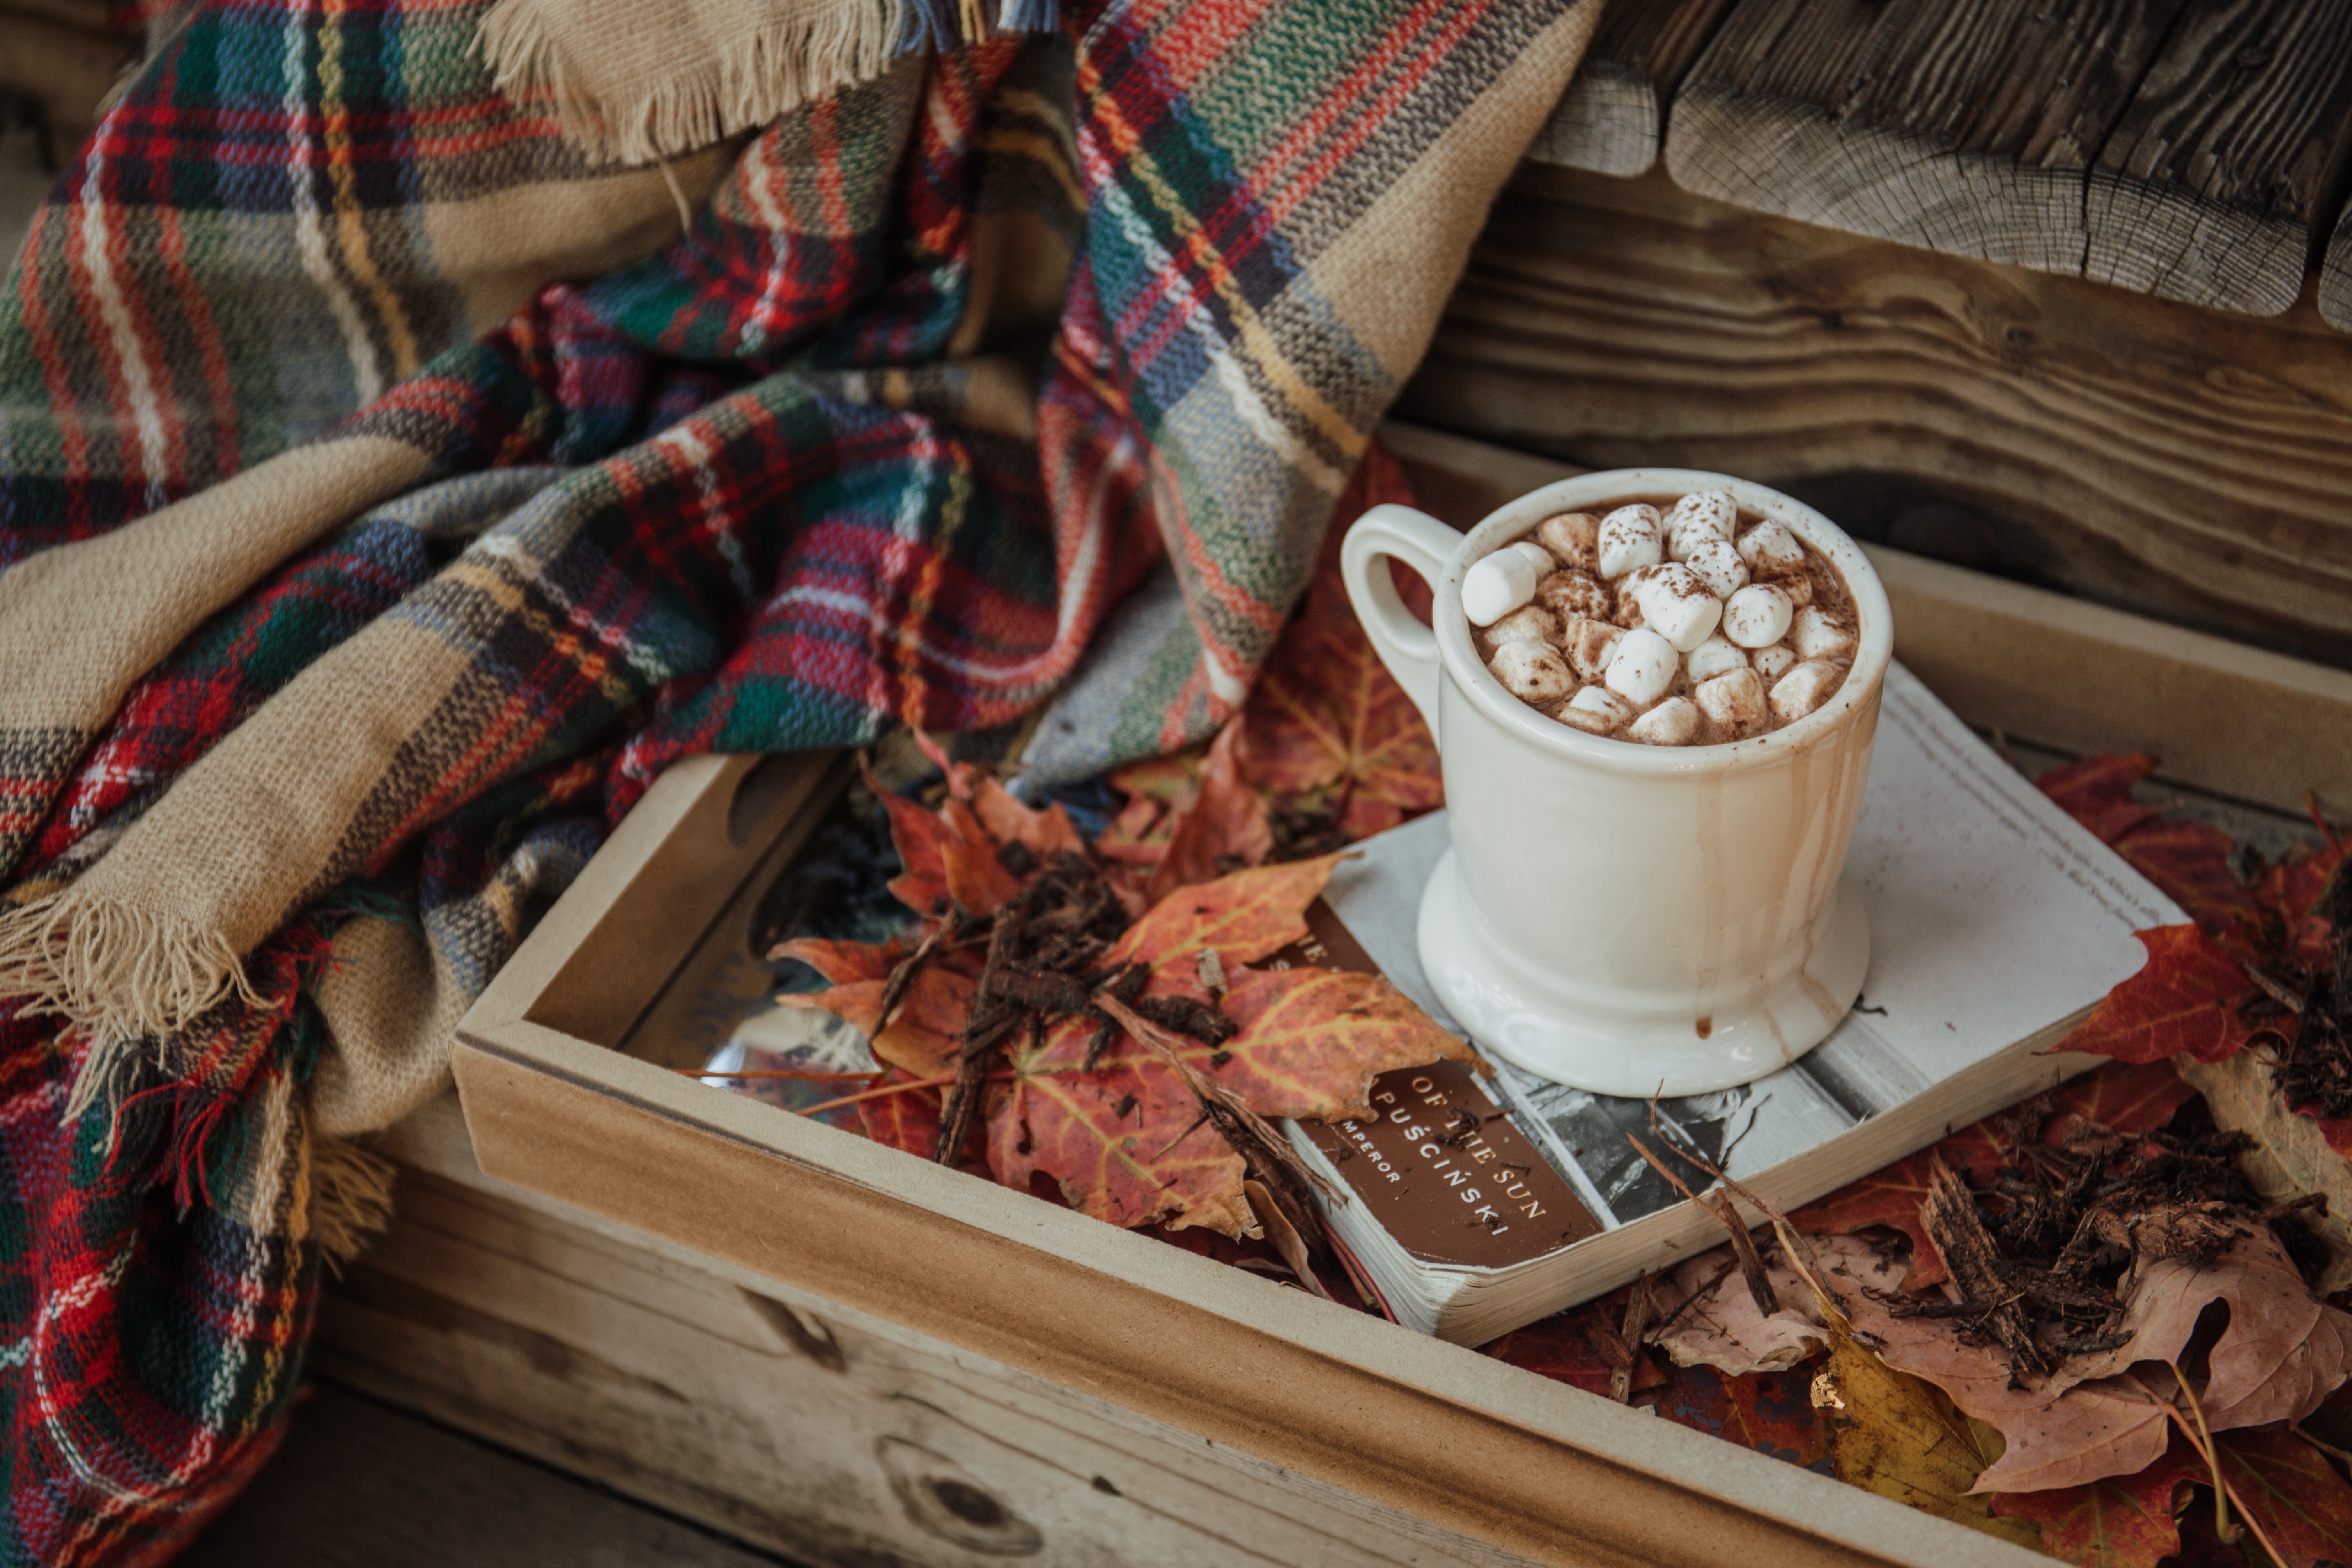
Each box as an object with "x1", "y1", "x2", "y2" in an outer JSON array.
[
  {"x1": 2054, "y1": 926, "x2": 2269, "y2": 1067},
  {"x1": 1987, "y1": 1430, "x2": 2201, "y2": 1567}
]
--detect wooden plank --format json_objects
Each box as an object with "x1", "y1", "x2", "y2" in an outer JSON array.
[
  {"x1": 179, "y1": 1382, "x2": 791, "y2": 1568},
  {"x1": 332, "y1": 1097, "x2": 1546, "y2": 1568},
  {"x1": 2323, "y1": 207, "x2": 2352, "y2": 331},
  {"x1": 1396, "y1": 161, "x2": 2352, "y2": 668},
  {"x1": 2085, "y1": 0, "x2": 2352, "y2": 315},
  {"x1": 1664, "y1": 0, "x2": 2188, "y2": 278},
  {"x1": 1527, "y1": 0, "x2": 1737, "y2": 177}
]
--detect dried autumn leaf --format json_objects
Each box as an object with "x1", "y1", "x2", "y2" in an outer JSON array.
[
  {"x1": 1840, "y1": 1227, "x2": 2352, "y2": 1494},
  {"x1": 2056, "y1": 926, "x2": 2265, "y2": 1066},
  {"x1": 2036, "y1": 755, "x2": 2263, "y2": 941},
  {"x1": 772, "y1": 936, "x2": 901, "y2": 987},
  {"x1": 989, "y1": 1013, "x2": 1250, "y2": 1233},
  {"x1": 1244, "y1": 443, "x2": 1442, "y2": 838},
  {"x1": 2038, "y1": 754, "x2": 2164, "y2": 845},
  {"x1": 1821, "y1": 1293, "x2": 2044, "y2": 1551},
  {"x1": 1650, "y1": 1235, "x2": 1902, "y2": 1376},
  {"x1": 1483, "y1": 1291, "x2": 1665, "y2": 1400},
  {"x1": 2212, "y1": 1426, "x2": 2352, "y2": 1568},
  {"x1": 1792, "y1": 1061, "x2": 2196, "y2": 1290},
  {"x1": 2060, "y1": 1228, "x2": 2352, "y2": 1435},
  {"x1": 1145, "y1": 714, "x2": 1274, "y2": 900},
  {"x1": 779, "y1": 964, "x2": 970, "y2": 1079},
  {"x1": 1107, "y1": 852, "x2": 1349, "y2": 980},
  {"x1": 909, "y1": 726, "x2": 1090, "y2": 865},
  {"x1": 1985, "y1": 1436, "x2": 2200, "y2": 1568},
  {"x1": 859, "y1": 1068, "x2": 947, "y2": 1158},
  {"x1": 985, "y1": 860, "x2": 1465, "y2": 1237}
]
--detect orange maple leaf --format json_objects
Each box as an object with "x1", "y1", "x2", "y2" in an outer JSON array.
[{"x1": 1243, "y1": 442, "x2": 1442, "y2": 838}]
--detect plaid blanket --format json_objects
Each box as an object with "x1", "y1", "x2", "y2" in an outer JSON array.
[{"x1": 0, "y1": 1, "x2": 1591, "y2": 1559}]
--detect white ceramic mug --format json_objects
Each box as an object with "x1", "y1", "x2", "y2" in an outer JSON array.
[{"x1": 1342, "y1": 470, "x2": 1893, "y2": 1097}]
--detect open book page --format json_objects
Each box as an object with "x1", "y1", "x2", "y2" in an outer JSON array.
[{"x1": 1312, "y1": 662, "x2": 2182, "y2": 1234}]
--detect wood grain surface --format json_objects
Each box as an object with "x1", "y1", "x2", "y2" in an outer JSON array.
[
  {"x1": 317, "y1": 1098, "x2": 1549, "y2": 1568},
  {"x1": 1396, "y1": 162, "x2": 2352, "y2": 664},
  {"x1": 179, "y1": 1383, "x2": 795, "y2": 1568},
  {"x1": 2085, "y1": 0, "x2": 2352, "y2": 314},
  {"x1": 1529, "y1": 0, "x2": 1735, "y2": 176},
  {"x1": 1665, "y1": 0, "x2": 2187, "y2": 278},
  {"x1": 1649, "y1": 0, "x2": 2352, "y2": 317}
]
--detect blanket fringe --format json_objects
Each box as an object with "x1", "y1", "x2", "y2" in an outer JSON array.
[
  {"x1": 478, "y1": 0, "x2": 910, "y2": 167},
  {"x1": 62, "y1": 1025, "x2": 146, "y2": 1130},
  {"x1": 0, "y1": 893, "x2": 259, "y2": 1044},
  {"x1": 309, "y1": 1134, "x2": 397, "y2": 1270}
]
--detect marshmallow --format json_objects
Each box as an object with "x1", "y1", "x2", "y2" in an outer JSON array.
[
  {"x1": 1559, "y1": 685, "x2": 1633, "y2": 736},
  {"x1": 1490, "y1": 639, "x2": 1574, "y2": 703},
  {"x1": 1684, "y1": 636, "x2": 1747, "y2": 684},
  {"x1": 1535, "y1": 512, "x2": 1600, "y2": 574},
  {"x1": 1736, "y1": 520, "x2": 1807, "y2": 576},
  {"x1": 1632, "y1": 563, "x2": 1723, "y2": 653},
  {"x1": 1664, "y1": 491, "x2": 1737, "y2": 560},
  {"x1": 1789, "y1": 606, "x2": 1858, "y2": 662},
  {"x1": 1750, "y1": 642, "x2": 1796, "y2": 683},
  {"x1": 1565, "y1": 618, "x2": 1623, "y2": 679},
  {"x1": 1721, "y1": 584, "x2": 1793, "y2": 649},
  {"x1": 1781, "y1": 573, "x2": 1816, "y2": 608},
  {"x1": 1695, "y1": 667, "x2": 1768, "y2": 740},
  {"x1": 1537, "y1": 569, "x2": 1611, "y2": 622},
  {"x1": 1462, "y1": 541, "x2": 1554, "y2": 626},
  {"x1": 1488, "y1": 604, "x2": 1560, "y2": 646},
  {"x1": 1604, "y1": 628, "x2": 1679, "y2": 707},
  {"x1": 1596, "y1": 505, "x2": 1663, "y2": 580},
  {"x1": 1628, "y1": 696, "x2": 1699, "y2": 747},
  {"x1": 1770, "y1": 659, "x2": 1847, "y2": 724},
  {"x1": 1684, "y1": 536, "x2": 1750, "y2": 600}
]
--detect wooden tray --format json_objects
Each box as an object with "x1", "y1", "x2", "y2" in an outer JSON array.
[{"x1": 359, "y1": 424, "x2": 2352, "y2": 1568}]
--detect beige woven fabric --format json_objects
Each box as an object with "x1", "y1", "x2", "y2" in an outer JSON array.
[
  {"x1": 479, "y1": 0, "x2": 910, "y2": 164},
  {"x1": 310, "y1": 914, "x2": 469, "y2": 1139}
]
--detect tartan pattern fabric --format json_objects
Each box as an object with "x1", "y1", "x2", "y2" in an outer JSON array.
[{"x1": 0, "y1": 0, "x2": 1588, "y2": 1560}]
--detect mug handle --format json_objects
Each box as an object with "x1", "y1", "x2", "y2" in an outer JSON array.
[{"x1": 1341, "y1": 503, "x2": 1460, "y2": 742}]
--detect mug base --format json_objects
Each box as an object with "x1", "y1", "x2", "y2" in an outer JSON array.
[{"x1": 1417, "y1": 849, "x2": 1869, "y2": 1098}]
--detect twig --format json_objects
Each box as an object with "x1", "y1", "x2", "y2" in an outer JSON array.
[
  {"x1": 1091, "y1": 989, "x2": 1340, "y2": 1207},
  {"x1": 678, "y1": 1067, "x2": 874, "y2": 1080},
  {"x1": 1711, "y1": 1191, "x2": 1782, "y2": 1318},
  {"x1": 1636, "y1": 1106, "x2": 1848, "y2": 1326},
  {"x1": 2243, "y1": 961, "x2": 2306, "y2": 1016},
  {"x1": 795, "y1": 1072, "x2": 961, "y2": 1117},
  {"x1": 1611, "y1": 1274, "x2": 1653, "y2": 1404}
]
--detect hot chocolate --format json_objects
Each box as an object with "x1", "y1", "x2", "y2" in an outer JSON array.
[{"x1": 1461, "y1": 489, "x2": 1856, "y2": 747}]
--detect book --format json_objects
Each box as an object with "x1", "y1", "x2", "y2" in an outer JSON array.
[{"x1": 1283, "y1": 662, "x2": 2184, "y2": 1345}]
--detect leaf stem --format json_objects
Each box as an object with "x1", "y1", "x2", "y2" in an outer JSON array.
[{"x1": 2150, "y1": 1391, "x2": 2287, "y2": 1568}]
